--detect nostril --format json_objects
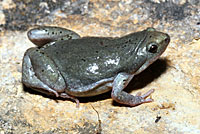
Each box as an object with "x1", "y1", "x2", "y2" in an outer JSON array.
[{"x1": 165, "y1": 36, "x2": 170, "y2": 43}]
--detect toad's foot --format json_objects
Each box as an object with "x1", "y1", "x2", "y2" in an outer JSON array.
[
  {"x1": 112, "y1": 89, "x2": 155, "y2": 107},
  {"x1": 135, "y1": 89, "x2": 155, "y2": 103},
  {"x1": 111, "y1": 73, "x2": 155, "y2": 107},
  {"x1": 60, "y1": 93, "x2": 80, "y2": 108}
]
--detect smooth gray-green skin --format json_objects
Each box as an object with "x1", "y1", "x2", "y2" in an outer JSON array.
[{"x1": 22, "y1": 26, "x2": 170, "y2": 106}]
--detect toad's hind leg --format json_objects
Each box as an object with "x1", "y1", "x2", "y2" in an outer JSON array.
[
  {"x1": 111, "y1": 73, "x2": 155, "y2": 107},
  {"x1": 27, "y1": 26, "x2": 81, "y2": 47}
]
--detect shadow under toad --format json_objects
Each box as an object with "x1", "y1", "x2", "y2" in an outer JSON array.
[{"x1": 23, "y1": 58, "x2": 169, "y2": 107}]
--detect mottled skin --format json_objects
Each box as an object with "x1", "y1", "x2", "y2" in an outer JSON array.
[{"x1": 22, "y1": 26, "x2": 170, "y2": 107}]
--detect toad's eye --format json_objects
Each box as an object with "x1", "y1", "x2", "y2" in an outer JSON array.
[{"x1": 147, "y1": 43, "x2": 158, "y2": 53}]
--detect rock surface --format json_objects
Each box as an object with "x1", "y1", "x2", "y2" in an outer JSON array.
[{"x1": 0, "y1": 0, "x2": 200, "y2": 133}]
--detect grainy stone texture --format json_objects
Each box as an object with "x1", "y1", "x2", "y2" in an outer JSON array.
[{"x1": 0, "y1": 0, "x2": 200, "y2": 133}]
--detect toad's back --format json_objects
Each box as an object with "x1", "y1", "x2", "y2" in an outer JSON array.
[{"x1": 41, "y1": 30, "x2": 146, "y2": 88}]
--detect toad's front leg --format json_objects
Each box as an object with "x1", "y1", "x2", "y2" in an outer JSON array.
[{"x1": 111, "y1": 73, "x2": 155, "y2": 106}]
